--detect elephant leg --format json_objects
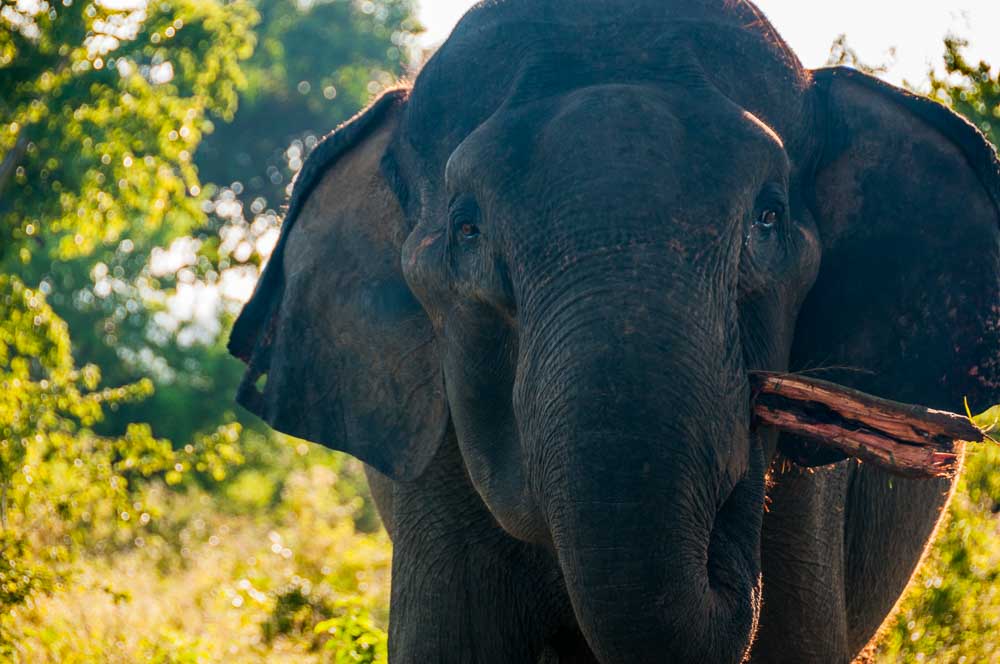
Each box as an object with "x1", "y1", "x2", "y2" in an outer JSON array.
[
  {"x1": 753, "y1": 461, "x2": 852, "y2": 663},
  {"x1": 842, "y1": 460, "x2": 958, "y2": 655},
  {"x1": 388, "y1": 434, "x2": 576, "y2": 664}
]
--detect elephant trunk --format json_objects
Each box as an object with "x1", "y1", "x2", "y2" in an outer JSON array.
[{"x1": 515, "y1": 276, "x2": 765, "y2": 663}]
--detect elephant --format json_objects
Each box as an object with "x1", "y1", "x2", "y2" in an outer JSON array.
[{"x1": 227, "y1": 1, "x2": 1000, "y2": 661}]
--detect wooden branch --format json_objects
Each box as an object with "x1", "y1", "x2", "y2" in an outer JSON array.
[
  {"x1": 0, "y1": 131, "x2": 29, "y2": 204},
  {"x1": 749, "y1": 372, "x2": 986, "y2": 479}
]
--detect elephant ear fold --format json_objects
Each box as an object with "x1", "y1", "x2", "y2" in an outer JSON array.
[
  {"x1": 228, "y1": 88, "x2": 449, "y2": 482},
  {"x1": 785, "y1": 67, "x2": 1000, "y2": 466}
]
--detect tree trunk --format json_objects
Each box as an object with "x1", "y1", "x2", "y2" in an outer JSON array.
[{"x1": 0, "y1": 131, "x2": 29, "y2": 203}]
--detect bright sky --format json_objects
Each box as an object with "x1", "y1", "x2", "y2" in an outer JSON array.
[{"x1": 417, "y1": 1, "x2": 1000, "y2": 87}]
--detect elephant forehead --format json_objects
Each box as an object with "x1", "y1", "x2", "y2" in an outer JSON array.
[{"x1": 403, "y1": 0, "x2": 810, "y2": 168}]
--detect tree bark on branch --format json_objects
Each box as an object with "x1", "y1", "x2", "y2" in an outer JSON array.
[{"x1": 750, "y1": 372, "x2": 986, "y2": 478}]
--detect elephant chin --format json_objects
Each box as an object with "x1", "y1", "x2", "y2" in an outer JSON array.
[{"x1": 544, "y1": 437, "x2": 767, "y2": 664}]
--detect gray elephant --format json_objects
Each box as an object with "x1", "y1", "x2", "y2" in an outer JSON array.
[{"x1": 227, "y1": 1, "x2": 1000, "y2": 661}]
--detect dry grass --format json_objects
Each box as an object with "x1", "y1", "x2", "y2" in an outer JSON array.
[{"x1": 5, "y1": 462, "x2": 392, "y2": 663}]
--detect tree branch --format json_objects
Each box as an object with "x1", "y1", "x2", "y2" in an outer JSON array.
[
  {"x1": 750, "y1": 372, "x2": 986, "y2": 478},
  {"x1": 0, "y1": 131, "x2": 29, "y2": 203}
]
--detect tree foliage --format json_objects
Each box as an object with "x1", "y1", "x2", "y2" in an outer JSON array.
[
  {"x1": 196, "y1": 0, "x2": 419, "y2": 211},
  {"x1": 929, "y1": 37, "x2": 1000, "y2": 146},
  {"x1": 117, "y1": 0, "x2": 422, "y2": 446},
  {"x1": 0, "y1": 0, "x2": 260, "y2": 452},
  {"x1": 3, "y1": 0, "x2": 422, "y2": 450},
  {"x1": 826, "y1": 33, "x2": 895, "y2": 75},
  {"x1": 0, "y1": 0, "x2": 257, "y2": 266},
  {"x1": 0, "y1": 0, "x2": 418, "y2": 659},
  {"x1": 0, "y1": 273, "x2": 243, "y2": 652}
]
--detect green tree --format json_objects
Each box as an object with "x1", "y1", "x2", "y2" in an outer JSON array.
[
  {"x1": 116, "y1": 0, "x2": 422, "y2": 447},
  {"x1": 826, "y1": 33, "x2": 895, "y2": 75},
  {"x1": 0, "y1": 2, "x2": 419, "y2": 653},
  {"x1": 0, "y1": 0, "x2": 256, "y2": 265},
  {"x1": 2, "y1": 0, "x2": 422, "y2": 450},
  {"x1": 0, "y1": 0, "x2": 255, "y2": 645},
  {"x1": 0, "y1": 0, "x2": 258, "y2": 449},
  {"x1": 929, "y1": 37, "x2": 1000, "y2": 145},
  {"x1": 196, "y1": 0, "x2": 420, "y2": 210},
  {"x1": 0, "y1": 274, "x2": 244, "y2": 650}
]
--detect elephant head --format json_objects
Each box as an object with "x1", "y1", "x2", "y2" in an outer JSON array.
[{"x1": 229, "y1": 1, "x2": 1000, "y2": 661}]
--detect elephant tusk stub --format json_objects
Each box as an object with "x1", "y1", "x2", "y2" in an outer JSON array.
[{"x1": 749, "y1": 372, "x2": 990, "y2": 479}]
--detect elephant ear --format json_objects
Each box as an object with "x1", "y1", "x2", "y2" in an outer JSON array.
[
  {"x1": 228, "y1": 89, "x2": 448, "y2": 481},
  {"x1": 785, "y1": 67, "x2": 1000, "y2": 466}
]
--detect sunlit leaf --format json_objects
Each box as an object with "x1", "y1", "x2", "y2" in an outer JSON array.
[{"x1": 972, "y1": 404, "x2": 1000, "y2": 436}]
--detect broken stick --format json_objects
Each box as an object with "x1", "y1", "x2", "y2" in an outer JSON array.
[{"x1": 749, "y1": 372, "x2": 987, "y2": 479}]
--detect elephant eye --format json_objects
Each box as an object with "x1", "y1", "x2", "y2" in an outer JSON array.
[
  {"x1": 755, "y1": 209, "x2": 781, "y2": 231},
  {"x1": 450, "y1": 194, "x2": 482, "y2": 241}
]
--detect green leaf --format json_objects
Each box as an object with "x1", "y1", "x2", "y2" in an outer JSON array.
[{"x1": 971, "y1": 403, "x2": 1000, "y2": 439}]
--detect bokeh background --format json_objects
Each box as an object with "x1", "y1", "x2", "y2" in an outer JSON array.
[{"x1": 2, "y1": 1, "x2": 1000, "y2": 662}]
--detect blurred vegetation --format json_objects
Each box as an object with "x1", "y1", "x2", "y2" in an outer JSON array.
[
  {"x1": 1, "y1": 3, "x2": 999, "y2": 661},
  {"x1": 0, "y1": 0, "x2": 417, "y2": 660}
]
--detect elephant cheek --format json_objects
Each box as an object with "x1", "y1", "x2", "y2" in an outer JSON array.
[{"x1": 444, "y1": 361, "x2": 550, "y2": 544}]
